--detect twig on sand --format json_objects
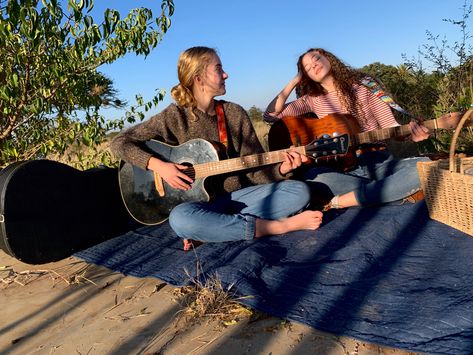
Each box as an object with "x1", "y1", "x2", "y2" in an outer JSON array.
[
  {"x1": 188, "y1": 334, "x2": 220, "y2": 355},
  {"x1": 104, "y1": 307, "x2": 151, "y2": 321},
  {"x1": 0, "y1": 264, "x2": 98, "y2": 288}
]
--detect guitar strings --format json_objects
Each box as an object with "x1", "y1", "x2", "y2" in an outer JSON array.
[{"x1": 189, "y1": 150, "x2": 298, "y2": 178}]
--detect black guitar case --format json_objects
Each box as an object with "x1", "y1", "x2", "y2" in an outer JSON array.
[{"x1": 0, "y1": 160, "x2": 134, "y2": 264}]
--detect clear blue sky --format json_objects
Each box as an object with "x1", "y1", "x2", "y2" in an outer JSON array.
[{"x1": 96, "y1": 0, "x2": 469, "y2": 120}]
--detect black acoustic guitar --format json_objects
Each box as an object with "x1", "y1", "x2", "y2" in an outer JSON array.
[
  {"x1": 118, "y1": 135, "x2": 349, "y2": 225},
  {"x1": 0, "y1": 160, "x2": 134, "y2": 264}
]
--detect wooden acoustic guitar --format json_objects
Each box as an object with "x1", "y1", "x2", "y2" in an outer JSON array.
[
  {"x1": 268, "y1": 113, "x2": 465, "y2": 171},
  {"x1": 118, "y1": 135, "x2": 349, "y2": 225}
]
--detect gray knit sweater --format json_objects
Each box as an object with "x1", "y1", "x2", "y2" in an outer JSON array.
[{"x1": 111, "y1": 100, "x2": 287, "y2": 194}]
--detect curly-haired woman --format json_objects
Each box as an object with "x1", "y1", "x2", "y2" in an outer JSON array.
[{"x1": 264, "y1": 48, "x2": 433, "y2": 209}]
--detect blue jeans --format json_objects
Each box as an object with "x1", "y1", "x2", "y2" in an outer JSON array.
[
  {"x1": 305, "y1": 150, "x2": 430, "y2": 207},
  {"x1": 169, "y1": 180, "x2": 311, "y2": 242}
]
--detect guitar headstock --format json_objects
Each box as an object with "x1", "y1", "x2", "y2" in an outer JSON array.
[
  {"x1": 436, "y1": 111, "x2": 473, "y2": 129},
  {"x1": 305, "y1": 134, "x2": 350, "y2": 160}
]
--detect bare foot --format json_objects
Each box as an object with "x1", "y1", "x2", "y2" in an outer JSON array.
[
  {"x1": 255, "y1": 210, "x2": 323, "y2": 238},
  {"x1": 183, "y1": 238, "x2": 204, "y2": 251}
]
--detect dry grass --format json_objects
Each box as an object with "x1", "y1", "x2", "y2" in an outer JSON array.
[
  {"x1": 136, "y1": 268, "x2": 258, "y2": 355},
  {"x1": 47, "y1": 140, "x2": 118, "y2": 170},
  {"x1": 252, "y1": 120, "x2": 270, "y2": 151},
  {"x1": 173, "y1": 267, "x2": 254, "y2": 327}
]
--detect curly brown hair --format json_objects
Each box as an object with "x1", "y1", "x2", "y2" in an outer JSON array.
[{"x1": 296, "y1": 48, "x2": 369, "y2": 122}]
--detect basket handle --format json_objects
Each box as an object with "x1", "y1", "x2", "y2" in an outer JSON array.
[{"x1": 449, "y1": 107, "x2": 473, "y2": 172}]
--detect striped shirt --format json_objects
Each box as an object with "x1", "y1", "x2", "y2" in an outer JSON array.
[{"x1": 264, "y1": 84, "x2": 399, "y2": 132}]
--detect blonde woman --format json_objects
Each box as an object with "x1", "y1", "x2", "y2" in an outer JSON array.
[{"x1": 112, "y1": 46, "x2": 322, "y2": 249}]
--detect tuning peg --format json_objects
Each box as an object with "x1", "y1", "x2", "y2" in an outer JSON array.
[
  {"x1": 332, "y1": 132, "x2": 340, "y2": 137},
  {"x1": 321, "y1": 133, "x2": 331, "y2": 139}
]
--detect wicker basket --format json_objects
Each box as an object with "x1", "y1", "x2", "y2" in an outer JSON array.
[{"x1": 417, "y1": 108, "x2": 473, "y2": 236}]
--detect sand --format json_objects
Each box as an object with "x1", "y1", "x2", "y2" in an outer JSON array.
[{"x1": 0, "y1": 250, "x2": 420, "y2": 355}]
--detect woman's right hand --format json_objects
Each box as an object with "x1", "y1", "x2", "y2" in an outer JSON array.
[
  {"x1": 147, "y1": 157, "x2": 194, "y2": 190},
  {"x1": 279, "y1": 149, "x2": 308, "y2": 175},
  {"x1": 292, "y1": 72, "x2": 302, "y2": 86}
]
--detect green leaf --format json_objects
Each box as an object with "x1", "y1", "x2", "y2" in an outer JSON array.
[
  {"x1": 12, "y1": 73, "x2": 18, "y2": 87},
  {"x1": 87, "y1": 0, "x2": 94, "y2": 13}
]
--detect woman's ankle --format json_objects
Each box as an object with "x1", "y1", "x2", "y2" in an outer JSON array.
[
  {"x1": 324, "y1": 192, "x2": 359, "y2": 210},
  {"x1": 323, "y1": 195, "x2": 342, "y2": 211}
]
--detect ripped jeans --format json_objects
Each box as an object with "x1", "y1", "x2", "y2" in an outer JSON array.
[{"x1": 305, "y1": 150, "x2": 430, "y2": 207}]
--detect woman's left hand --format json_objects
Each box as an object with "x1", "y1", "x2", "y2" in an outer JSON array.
[
  {"x1": 279, "y1": 149, "x2": 308, "y2": 175},
  {"x1": 409, "y1": 121, "x2": 430, "y2": 142}
]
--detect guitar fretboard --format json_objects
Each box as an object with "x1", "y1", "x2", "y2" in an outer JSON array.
[
  {"x1": 192, "y1": 146, "x2": 306, "y2": 178},
  {"x1": 354, "y1": 119, "x2": 439, "y2": 145}
]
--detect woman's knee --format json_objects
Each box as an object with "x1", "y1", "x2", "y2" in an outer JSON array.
[
  {"x1": 169, "y1": 202, "x2": 198, "y2": 236},
  {"x1": 278, "y1": 180, "x2": 311, "y2": 207},
  {"x1": 399, "y1": 157, "x2": 429, "y2": 182}
]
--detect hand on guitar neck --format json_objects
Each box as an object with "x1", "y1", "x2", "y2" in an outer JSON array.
[
  {"x1": 409, "y1": 121, "x2": 431, "y2": 142},
  {"x1": 279, "y1": 149, "x2": 310, "y2": 175},
  {"x1": 408, "y1": 111, "x2": 465, "y2": 142}
]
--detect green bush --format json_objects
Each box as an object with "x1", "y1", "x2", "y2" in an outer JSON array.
[{"x1": 0, "y1": 0, "x2": 174, "y2": 169}]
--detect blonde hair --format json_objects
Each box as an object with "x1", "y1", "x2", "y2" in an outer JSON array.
[{"x1": 170, "y1": 46, "x2": 218, "y2": 113}]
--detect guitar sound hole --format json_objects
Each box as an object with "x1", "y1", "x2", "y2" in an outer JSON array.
[{"x1": 181, "y1": 163, "x2": 195, "y2": 179}]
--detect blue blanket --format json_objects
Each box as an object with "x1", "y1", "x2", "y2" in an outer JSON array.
[{"x1": 76, "y1": 202, "x2": 473, "y2": 355}]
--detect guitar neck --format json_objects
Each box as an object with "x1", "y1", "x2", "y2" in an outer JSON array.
[
  {"x1": 193, "y1": 146, "x2": 306, "y2": 178},
  {"x1": 354, "y1": 119, "x2": 439, "y2": 145}
]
